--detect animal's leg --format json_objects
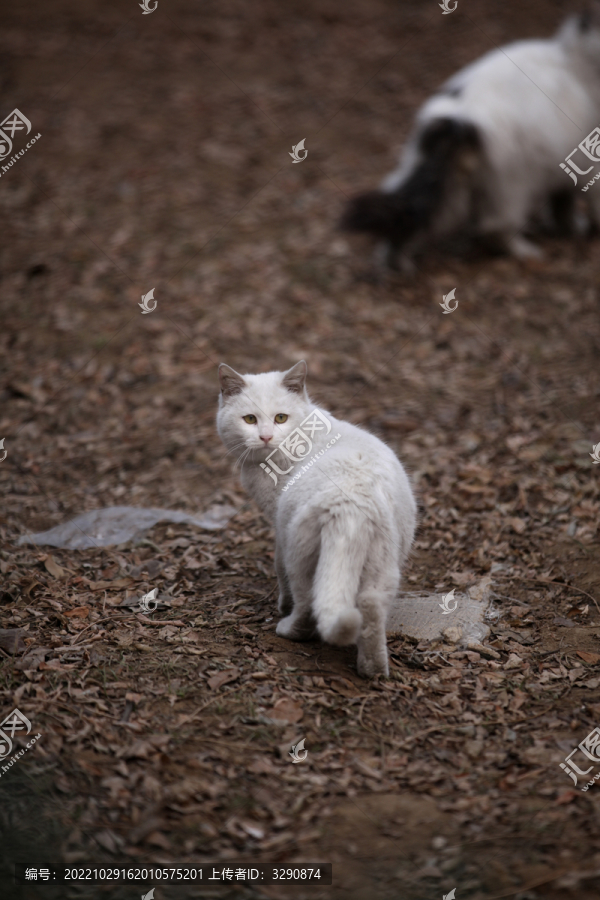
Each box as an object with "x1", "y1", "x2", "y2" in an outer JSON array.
[
  {"x1": 506, "y1": 234, "x2": 543, "y2": 259},
  {"x1": 355, "y1": 567, "x2": 398, "y2": 678},
  {"x1": 584, "y1": 182, "x2": 600, "y2": 234},
  {"x1": 276, "y1": 606, "x2": 315, "y2": 641},
  {"x1": 549, "y1": 188, "x2": 576, "y2": 236},
  {"x1": 479, "y1": 182, "x2": 543, "y2": 259},
  {"x1": 275, "y1": 543, "x2": 293, "y2": 616},
  {"x1": 276, "y1": 555, "x2": 315, "y2": 641}
]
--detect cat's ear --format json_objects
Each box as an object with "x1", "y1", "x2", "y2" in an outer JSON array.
[
  {"x1": 282, "y1": 360, "x2": 308, "y2": 395},
  {"x1": 580, "y1": 3, "x2": 600, "y2": 31},
  {"x1": 219, "y1": 364, "x2": 246, "y2": 398}
]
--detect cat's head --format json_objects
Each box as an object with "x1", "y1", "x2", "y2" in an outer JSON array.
[
  {"x1": 561, "y1": 4, "x2": 600, "y2": 62},
  {"x1": 216, "y1": 361, "x2": 311, "y2": 460}
]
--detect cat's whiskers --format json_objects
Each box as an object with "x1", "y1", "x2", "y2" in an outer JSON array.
[
  {"x1": 223, "y1": 440, "x2": 248, "y2": 460},
  {"x1": 234, "y1": 446, "x2": 253, "y2": 473}
]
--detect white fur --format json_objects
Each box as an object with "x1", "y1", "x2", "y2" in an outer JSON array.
[
  {"x1": 382, "y1": 11, "x2": 600, "y2": 258},
  {"x1": 216, "y1": 361, "x2": 417, "y2": 677}
]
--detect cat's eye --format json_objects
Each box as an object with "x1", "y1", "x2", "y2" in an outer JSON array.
[
  {"x1": 274, "y1": 414, "x2": 288, "y2": 424},
  {"x1": 243, "y1": 414, "x2": 257, "y2": 424}
]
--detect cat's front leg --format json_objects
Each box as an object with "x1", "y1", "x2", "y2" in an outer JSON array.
[{"x1": 275, "y1": 543, "x2": 293, "y2": 616}]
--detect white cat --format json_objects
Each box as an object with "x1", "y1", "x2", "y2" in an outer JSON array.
[
  {"x1": 342, "y1": 7, "x2": 600, "y2": 266},
  {"x1": 217, "y1": 361, "x2": 416, "y2": 677}
]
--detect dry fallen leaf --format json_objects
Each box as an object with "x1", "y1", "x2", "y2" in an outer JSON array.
[
  {"x1": 239, "y1": 819, "x2": 265, "y2": 839},
  {"x1": 443, "y1": 626, "x2": 463, "y2": 643},
  {"x1": 247, "y1": 757, "x2": 278, "y2": 775},
  {"x1": 268, "y1": 697, "x2": 304, "y2": 724},
  {"x1": 44, "y1": 555, "x2": 65, "y2": 578},
  {"x1": 555, "y1": 791, "x2": 579, "y2": 805},
  {"x1": 120, "y1": 740, "x2": 159, "y2": 760},
  {"x1": 39, "y1": 659, "x2": 77, "y2": 670},
  {"x1": 24, "y1": 580, "x2": 44, "y2": 599},
  {"x1": 576, "y1": 650, "x2": 600, "y2": 665},
  {"x1": 504, "y1": 653, "x2": 523, "y2": 670},
  {"x1": 63, "y1": 606, "x2": 90, "y2": 618},
  {"x1": 208, "y1": 667, "x2": 240, "y2": 690},
  {"x1": 88, "y1": 577, "x2": 133, "y2": 591},
  {"x1": 14, "y1": 647, "x2": 51, "y2": 671},
  {"x1": 329, "y1": 677, "x2": 362, "y2": 698},
  {"x1": 94, "y1": 829, "x2": 123, "y2": 853},
  {"x1": 147, "y1": 831, "x2": 171, "y2": 849},
  {"x1": 507, "y1": 517, "x2": 527, "y2": 535},
  {"x1": 449, "y1": 572, "x2": 477, "y2": 586},
  {"x1": 0, "y1": 628, "x2": 27, "y2": 655},
  {"x1": 553, "y1": 616, "x2": 577, "y2": 628},
  {"x1": 468, "y1": 574, "x2": 494, "y2": 602}
]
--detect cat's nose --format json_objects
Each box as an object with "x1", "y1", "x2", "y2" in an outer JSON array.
[{"x1": 260, "y1": 434, "x2": 273, "y2": 445}]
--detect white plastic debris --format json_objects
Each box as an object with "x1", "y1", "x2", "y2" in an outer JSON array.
[
  {"x1": 386, "y1": 576, "x2": 493, "y2": 645},
  {"x1": 17, "y1": 504, "x2": 237, "y2": 550}
]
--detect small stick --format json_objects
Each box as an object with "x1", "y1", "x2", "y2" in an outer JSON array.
[
  {"x1": 357, "y1": 695, "x2": 371, "y2": 728},
  {"x1": 72, "y1": 614, "x2": 139, "y2": 644},
  {"x1": 180, "y1": 684, "x2": 242, "y2": 722},
  {"x1": 523, "y1": 577, "x2": 599, "y2": 615}
]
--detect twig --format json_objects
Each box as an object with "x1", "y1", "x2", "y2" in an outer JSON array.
[
  {"x1": 180, "y1": 684, "x2": 242, "y2": 721},
  {"x1": 192, "y1": 590, "x2": 228, "y2": 603},
  {"x1": 217, "y1": 597, "x2": 256, "y2": 612},
  {"x1": 484, "y1": 868, "x2": 572, "y2": 899},
  {"x1": 136, "y1": 615, "x2": 186, "y2": 627},
  {"x1": 357, "y1": 695, "x2": 371, "y2": 728},
  {"x1": 218, "y1": 585, "x2": 277, "y2": 610},
  {"x1": 391, "y1": 724, "x2": 452, "y2": 749},
  {"x1": 217, "y1": 585, "x2": 277, "y2": 612},
  {"x1": 72, "y1": 614, "x2": 139, "y2": 643},
  {"x1": 500, "y1": 574, "x2": 600, "y2": 615}
]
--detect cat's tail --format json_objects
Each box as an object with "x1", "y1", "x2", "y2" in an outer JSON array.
[
  {"x1": 340, "y1": 117, "x2": 482, "y2": 251},
  {"x1": 312, "y1": 506, "x2": 368, "y2": 645}
]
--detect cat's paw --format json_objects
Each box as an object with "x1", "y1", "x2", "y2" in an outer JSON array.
[
  {"x1": 357, "y1": 652, "x2": 389, "y2": 679},
  {"x1": 276, "y1": 615, "x2": 314, "y2": 641},
  {"x1": 507, "y1": 234, "x2": 543, "y2": 260}
]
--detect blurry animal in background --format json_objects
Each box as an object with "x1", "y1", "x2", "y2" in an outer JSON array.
[
  {"x1": 217, "y1": 361, "x2": 416, "y2": 677},
  {"x1": 342, "y1": 7, "x2": 600, "y2": 269}
]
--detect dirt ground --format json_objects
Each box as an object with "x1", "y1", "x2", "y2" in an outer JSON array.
[{"x1": 1, "y1": 0, "x2": 600, "y2": 898}]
